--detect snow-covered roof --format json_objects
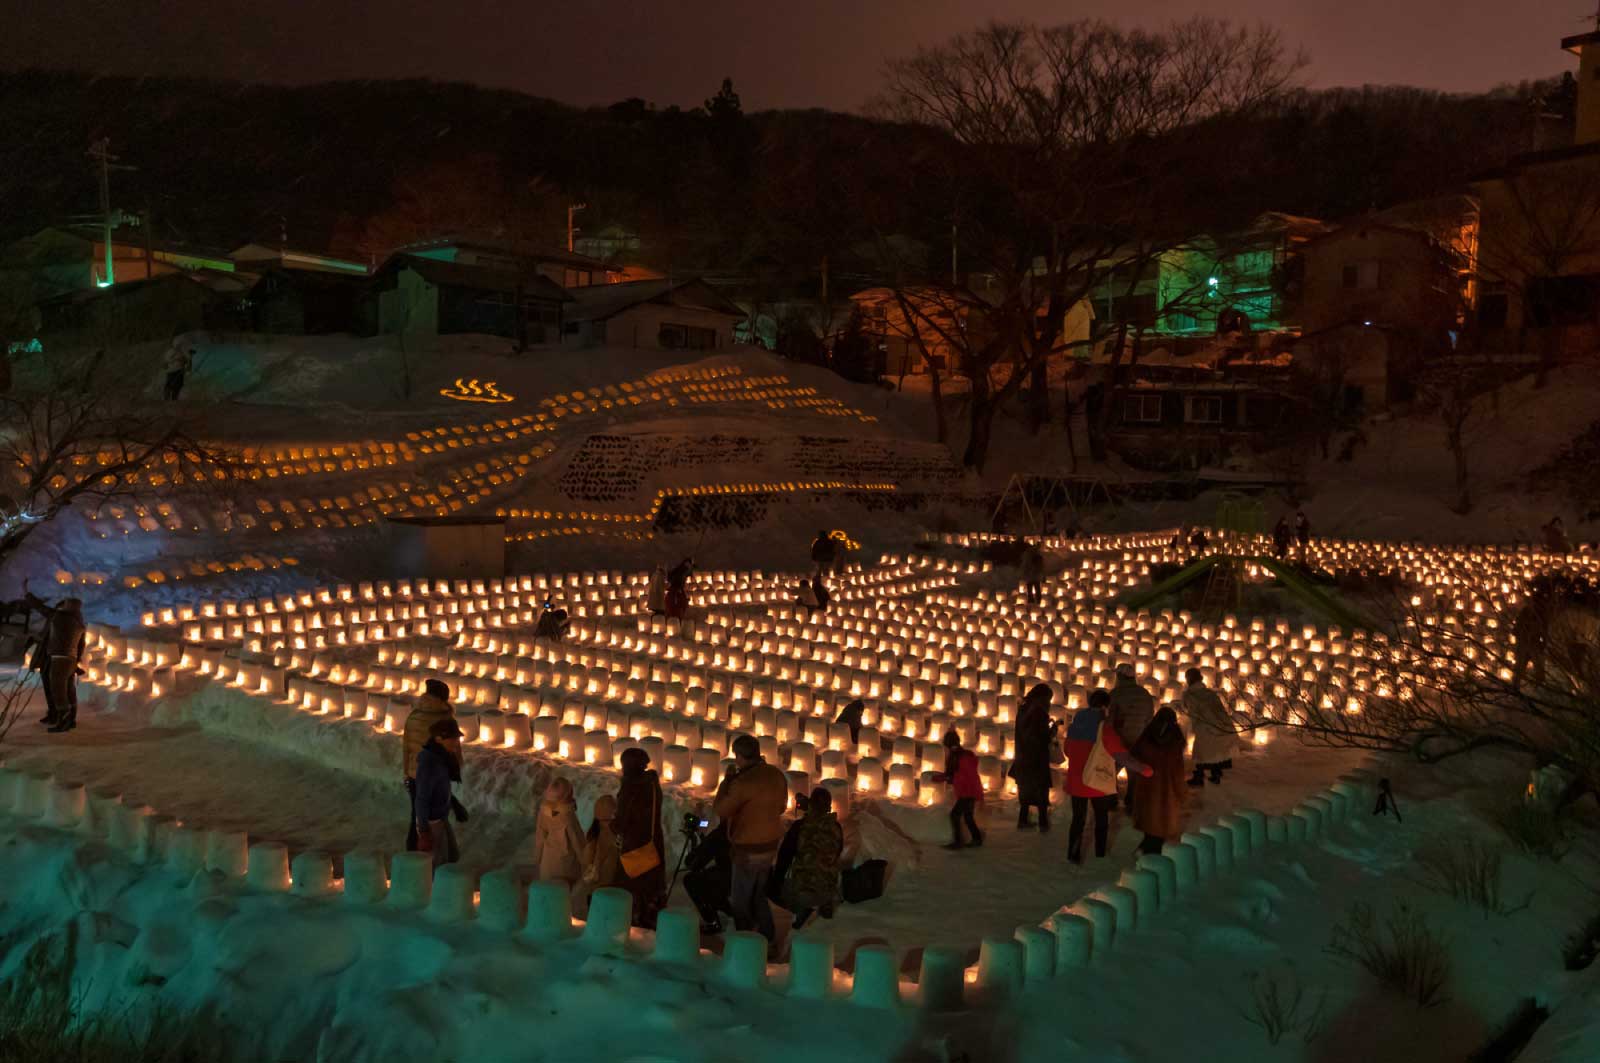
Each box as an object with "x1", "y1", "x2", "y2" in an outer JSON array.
[
  {"x1": 374, "y1": 254, "x2": 572, "y2": 302},
  {"x1": 564, "y1": 278, "x2": 743, "y2": 322}
]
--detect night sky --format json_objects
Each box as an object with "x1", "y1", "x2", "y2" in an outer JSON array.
[{"x1": 2, "y1": 0, "x2": 1581, "y2": 110}]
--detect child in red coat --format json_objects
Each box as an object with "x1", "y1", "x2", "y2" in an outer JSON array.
[{"x1": 932, "y1": 730, "x2": 985, "y2": 849}]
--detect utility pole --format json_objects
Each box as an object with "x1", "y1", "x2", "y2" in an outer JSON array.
[
  {"x1": 566, "y1": 203, "x2": 587, "y2": 253},
  {"x1": 142, "y1": 205, "x2": 154, "y2": 279},
  {"x1": 89, "y1": 138, "x2": 117, "y2": 287}
]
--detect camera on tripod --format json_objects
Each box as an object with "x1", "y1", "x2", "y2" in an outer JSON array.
[{"x1": 682, "y1": 810, "x2": 710, "y2": 837}]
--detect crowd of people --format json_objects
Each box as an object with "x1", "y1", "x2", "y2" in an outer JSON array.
[
  {"x1": 399, "y1": 681, "x2": 848, "y2": 955},
  {"x1": 396, "y1": 655, "x2": 1242, "y2": 949}
]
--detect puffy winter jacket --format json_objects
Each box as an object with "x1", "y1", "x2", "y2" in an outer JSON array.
[
  {"x1": 413, "y1": 740, "x2": 454, "y2": 825},
  {"x1": 713, "y1": 760, "x2": 790, "y2": 858},
  {"x1": 402, "y1": 693, "x2": 461, "y2": 780},
  {"x1": 935, "y1": 747, "x2": 984, "y2": 799},
  {"x1": 1108, "y1": 675, "x2": 1155, "y2": 746},
  {"x1": 1062, "y1": 706, "x2": 1149, "y2": 797},
  {"x1": 533, "y1": 797, "x2": 587, "y2": 884},
  {"x1": 1184, "y1": 684, "x2": 1238, "y2": 766}
]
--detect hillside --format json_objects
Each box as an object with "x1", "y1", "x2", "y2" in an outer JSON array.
[{"x1": 0, "y1": 71, "x2": 1566, "y2": 274}]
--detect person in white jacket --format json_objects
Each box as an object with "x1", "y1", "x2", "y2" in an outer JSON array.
[
  {"x1": 532, "y1": 777, "x2": 588, "y2": 887},
  {"x1": 1183, "y1": 668, "x2": 1238, "y2": 787}
]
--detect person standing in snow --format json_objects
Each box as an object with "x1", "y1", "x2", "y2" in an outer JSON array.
[
  {"x1": 1183, "y1": 668, "x2": 1237, "y2": 787},
  {"x1": 402, "y1": 679, "x2": 461, "y2": 851},
  {"x1": 645, "y1": 565, "x2": 667, "y2": 615},
  {"x1": 782, "y1": 787, "x2": 844, "y2": 930},
  {"x1": 1188, "y1": 527, "x2": 1210, "y2": 554},
  {"x1": 162, "y1": 338, "x2": 194, "y2": 400},
  {"x1": 1131, "y1": 707, "x2": 1188, "y2": 854},
  {"x1": 1272, "y1": 517, "x2": 1291, "y2": 559},
  {"x1": 1543, "y1": 516, "x2": 1570, "y2": 554},
  {"x1": 414, "y1": 717, "x2": 464, "y2": 869},
  {"x1": 810, "y1": 529, "x2": 838, "y2": 580},
  {"x1": 712, "y1": 733, "x2": 789, "y2": 944},
  {"x1": 1108, "y1": 663, "x2": 1155, "y2": 813},
  {"x1": 23, "y1": 584, "x2": 85, "y2": 732},
  {"x1": 576, "y1": 792, "x2": 621, "y2": 917},
  {"x1": 614, "y1": 747, "x2": 667, "y2": 928},
  {"x1": 665, "y1": 557, "x2": 694, "y2": 620},
  {"x1": 531, "y1": 776, "x2": 587, "y2": 888},
  {"x1": 1008, "y1": 683, "x2": 1055, "y2": 831},
  {"x1": 1020, "y1": 540, "x2": 1045, "y2": 606},
  {"x1": 1294, "y1": 510, "x2": 1312, "y2": 552},
  {"x1": 933, "y1": 729, "x2": 985, "y2": 849},
  {"x1": 1062, "y1": 689, "x2": 1151, "y2": 864}
]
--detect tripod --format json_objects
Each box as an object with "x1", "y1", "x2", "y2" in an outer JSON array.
[{"x1": 666, "y1": 823, "x2": 703, "y2": 904}]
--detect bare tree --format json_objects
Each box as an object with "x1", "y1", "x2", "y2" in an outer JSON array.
[
  {"x1": 1247, "y1": 572, "x2": 1600, "y2": 800},
  {"x1": 0, "y1": 346, "x2": 230, "y2": 576},
  {"x1": 1476, "y1": 159, "x2": 1600, "y2": 384},
  {"x1": 879, "y1": 18, "x2": 1303, "y2": 470}
]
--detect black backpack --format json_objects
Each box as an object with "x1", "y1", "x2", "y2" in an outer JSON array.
[{"x1": 841, "y1": 859, "x2": 888, "y2": 904}]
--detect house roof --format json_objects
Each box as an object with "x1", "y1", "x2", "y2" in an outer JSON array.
[
  {"x1": 230, "y1": 243, "x2": 369, "y2": 275},
  {"x1": 35, "y1": 268, "x2": 248, "y2": 307},
  {"x1": 374, "y1": 254, "x2": 572, "y2": 302},
  {"x1": 24, "y1": 225, "x2": 236, "y2": 265},
  {"x1": 1562, "y1": 30, "x2": 1600, "y2": 54},
  {"x1": 1296, "y1": 221, "x2": 1439, "y2": 252},
  {"x1": 564, "y1": 278, "x2": 743, "y2": 322},
  {"x1": 249, "y1": 265, "x2": 371, "y2": 293},
  {"x1": 397, "y1": 235, "x2": 610, "y2": 272}
]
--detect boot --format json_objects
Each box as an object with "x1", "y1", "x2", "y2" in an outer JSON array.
[
  {"x1": 1017, "y1": 809, "x2": 1034, "y2": 830},
  {"x1": 969, "y1": 828, "x2": 984, "y2": 848},
  {"x1": 1038, "y1": 807, "x2": 1051, "y2": 833},
  {"x1": 1187, "y1": 768, "x2": 1205, "y2": 788},
  {"x1": 48, "y1": 718, "x2": 75, "y2": 734}
]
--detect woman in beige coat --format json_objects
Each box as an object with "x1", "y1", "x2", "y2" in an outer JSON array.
[{"x1": 532, "y1": 777, "x2": 587, "y2": 886}]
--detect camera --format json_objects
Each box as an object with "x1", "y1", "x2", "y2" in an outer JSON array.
[
  {"x1": 793, "y1": 791, "x2": 810, "y2": 815},
  {"x1": 682, "y1": 810, "x2": 709, "y2": 836}
]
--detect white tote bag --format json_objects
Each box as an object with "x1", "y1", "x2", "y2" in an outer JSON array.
[{"x1": 1081, "y1": 721, "x2": 1118, "y2": 793}]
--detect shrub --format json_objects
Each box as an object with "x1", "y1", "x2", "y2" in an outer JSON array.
[
  {"x1": 1489, "y1": 799, "x2": 1572, "y2": 861},
  {"x1": 0, "y1": 935, "x2": 234, "y2": 1063},
  {"x1": 1562, "y1": 909, "x2": 1600, "y2": 971},
  {"x1": 1327, "y1": 902, "x2": 1453, "y2": 1008},
  {"x1": 1413, "y1": 840, "x2": 1532, "y2": 917},
  {"x1": 1237, "y1": 968, "x2": 1327, "y2": 1046}
]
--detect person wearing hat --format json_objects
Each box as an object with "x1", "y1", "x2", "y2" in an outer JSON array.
[
  {"x1": 1107, "y1": 663, "x2": 1154, "y2": 812},
  {"x1": 413, "y1": 716, "x2": 464, "y2": 868},
  {"x1": 402, "y1": 678, "x2": 461, "y2": 851},
  {"x1": 615, "y1": 746, "x2": 668, "y2": 928}
]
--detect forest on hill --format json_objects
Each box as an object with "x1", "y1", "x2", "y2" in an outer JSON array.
[{"x1": 0, "y1": 67, "x2": 1573, "y2": 283}]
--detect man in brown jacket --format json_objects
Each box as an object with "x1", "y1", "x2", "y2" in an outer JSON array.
[
  {"x1": 402, "y1": 679, "x2": 462, "y2": 850},
  {"x1": 712, "y1": 733, "x2": 789, "y2": 942}
]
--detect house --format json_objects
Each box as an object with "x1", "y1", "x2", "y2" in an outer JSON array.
[
  {"x1": 397, "y1": 237, "x2": 610, "y2": 289},
  {"x1": 1294, "y1": 223, "x2": 1459, "y2": 335},
  {"x1": 562, "y1": 279, "x2": 743, "y2": 350},
  {"x1": 850, "y1": 286, "x2": 988, "y2": 377},
  {"x1": 371, "y1": 254, "x2": 571, "y2": 345},
  {"x1": 35, "y1": 270, "x2": 251, "y2": 343},
  {"x1": 572, "y1": 224, "x2": 642, "y2": 264},
  {"x1": 245, "y1": 267, "x2": 371, "y2": 335},
  {"x1": 1101, "y1": 360, "x2": 1304, "y2": 470},
  {"x1": 1090, "y1": 214, "x2": 1330, "y2": 339},
  {"x1": 0, "y1": 226, "x2": 236, "y2": 303},
  {"x1": 1466, "y1": 24, "x2": 1600, "y2": 347}
]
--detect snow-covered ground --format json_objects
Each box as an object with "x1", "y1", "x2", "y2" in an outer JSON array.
[{"x1": 1, "y1": 334, "x2": 1598, "y2": 1060}]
